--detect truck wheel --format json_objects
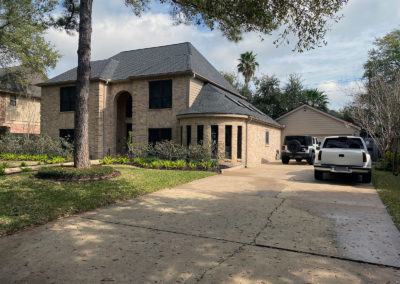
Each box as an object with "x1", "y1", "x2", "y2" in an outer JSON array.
[
  {"x1": 362, "y1": 172, "x2": 371, "y2": 183},
  {"x1": 282, "y1": 157, "x2": 290, "y2": 164},
  {"x1": 295, "y1": 158, "x2": 302, "y2": 162},
  {"x1": 314, "y1": 170, "x2": 323, "y2": 180},
  {"x1": 307, "y1": 154, "x2": 315, "y2": 165}
]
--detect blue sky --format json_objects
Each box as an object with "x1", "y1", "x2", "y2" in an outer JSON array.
[{"x1": 45, "y1": 0, "x2": 400, "y2": 110}]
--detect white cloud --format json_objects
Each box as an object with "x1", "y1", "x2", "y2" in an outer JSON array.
[
  {"x1": 318, "y1": 80, "x2": 364, "y2": 110},
  {"x1": 44, "y1": 0, "x2": 400, "y2": 110}
]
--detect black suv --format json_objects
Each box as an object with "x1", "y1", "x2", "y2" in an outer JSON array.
[{"x1": 281, "y1": 135, "x2": 317, "y2": 165}]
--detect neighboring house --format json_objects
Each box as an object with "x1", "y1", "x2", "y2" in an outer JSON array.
[
  {"x1": 39, "y1": 42, "x2": 282, "y2": 166},
  {"x1": 0, "y1": 67, "x2": 42, "y2": 134},
  {"x1": 277, "y1": 104, "x2": 361, "y2": 142}
]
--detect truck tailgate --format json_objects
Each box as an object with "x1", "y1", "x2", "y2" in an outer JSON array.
[{"x1": 321, "y1": 149, "x2": 364, "y2": 166}]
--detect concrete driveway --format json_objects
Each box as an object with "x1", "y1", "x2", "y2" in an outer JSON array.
[{"x1": 1, "y1": 163, "x2": 400, "y2": 283}]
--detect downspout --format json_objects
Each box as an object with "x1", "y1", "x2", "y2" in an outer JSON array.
[{"x1": 245, "y1": 115, "x2": 253, "y2": 168}]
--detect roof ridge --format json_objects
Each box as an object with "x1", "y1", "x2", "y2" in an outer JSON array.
[{"x1": 113, "y1": 42, "x2": 191, "y2": 57}]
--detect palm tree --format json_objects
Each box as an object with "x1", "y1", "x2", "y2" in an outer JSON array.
[
  {"x1": 303, "y1": 89, "x2": 329, "y2": 111},
  {"x1": 237, "y1": 51, "x2": 259, "y2": 86}
]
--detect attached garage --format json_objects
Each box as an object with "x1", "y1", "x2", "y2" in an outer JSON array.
[{"x1": 277, "y1": 104, "x2": 360, "y2": 142}]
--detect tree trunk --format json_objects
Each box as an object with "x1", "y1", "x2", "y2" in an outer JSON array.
[{"x1": 74, "y1": 0, "x2": 93, "y2": 169}]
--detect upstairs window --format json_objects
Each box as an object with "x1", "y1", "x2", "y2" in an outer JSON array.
[
  {"x1": 60, "y1": 86, "x2": 76, "y2": 112},
  {"x1": 149, "y1": 80, "x2": 172, "y2": 109},
  {"x1": 9, "y1": 95, "x2": 16, "y2": 106}
]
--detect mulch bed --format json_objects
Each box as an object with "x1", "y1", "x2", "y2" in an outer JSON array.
[{"x1": 32, "y1": 171, "x2": 121, "y2": 182}]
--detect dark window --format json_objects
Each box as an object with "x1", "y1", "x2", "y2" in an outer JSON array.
[
  {"x1": 265, "y1": 131, "x2": 270, "y2": 145},
  {"x1": 225, "y1": 125, "x2": 232, "y2": 159},
  {"x1": 60, "y1": 86, "x2": 76, "y2": 112},
  {"x1": 126, "y1": 123, "x2": 132, "y2": 140},
  {"x1": 149, "y1": 80, "x2": 172, "y2": 109},
  {"x1": 148, "y1": 128, "x2": 172, "y2": 145},
  {"x1": 59, "y1": 129, "x2": 74, "y2": 144},
  {"x1": 237, "y1": 126, "x2": 242, "y2": 159},
  {"x1": 323, "y1": 137, "x2": 365, "y2": 149},
  {"x1": 126, "y1": 96, "x2": 132, "y2": 117},
  {"x1": 180, "y1": 126, "x2": 183, "y2": 145},
  {"x1": 186, "y1": 125, "x2": 191, "y2": 146},
  {"x1": 197, "y1": 125, "x2": 204, "y2": 145},
  {"x1": 211, "y1": 125, "x2": 218, "y2": 158},
  {"x1": 9, "y1": 95, "x2": 16, "y2": 106}
]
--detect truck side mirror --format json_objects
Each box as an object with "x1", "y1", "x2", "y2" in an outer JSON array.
[{"x1": 318, "y1": 142, "x2": 321, "y2": 146}]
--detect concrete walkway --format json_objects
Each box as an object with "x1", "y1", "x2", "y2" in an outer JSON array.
[{"x1": 1, "y1": 163, "x2": 399, "y2": 283}]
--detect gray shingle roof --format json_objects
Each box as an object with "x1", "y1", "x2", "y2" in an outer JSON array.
[
  {"x1": 42, "y1": 42, "x2": 239, "y2": 95},
  {"x1": 178, "y1": 83, "x2": 282, "y2": 127},
  {"x1": 0, "y1": 67, "x2": 45, "y2": 98}
]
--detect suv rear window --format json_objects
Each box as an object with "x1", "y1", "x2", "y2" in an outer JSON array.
[
  {"x1": 284, "y1": 136, "x2": 312, "y2": 146},
  {"x1": 323, "y1": 137, "x2": 364, "y2": 149}
]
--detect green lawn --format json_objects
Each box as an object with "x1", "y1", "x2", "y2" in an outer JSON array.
[
  {"x1": 1, "y1": 160, "x2": 38, "y2": 168},
  {"x1": 372, "y1": 169, "x2": 400, "y2": 230},
  {"x1": 0, "y1": 165, "x2": 215, "y2": 235}
]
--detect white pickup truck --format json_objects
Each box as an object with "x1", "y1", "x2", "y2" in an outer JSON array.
[{"x1": 314, "y1": 136, "x2": 371, "y2": 183}]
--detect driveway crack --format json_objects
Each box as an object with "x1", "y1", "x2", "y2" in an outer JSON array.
[
  {"x1": 252, "y1": 198, "x2": 285, "y2": 245},
  {"x1": 195, "y1": 243, "x2": 246, "y2": 283}
]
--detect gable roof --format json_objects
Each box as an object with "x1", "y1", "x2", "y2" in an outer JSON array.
[
  {"x1": 276, "y1": 104, "x2": 361, "y2": 130},
  {"x1": 0, "y1": 67, "x2": 45, "y2": 98},
  {"x1": 40, "y1": 42, "x2": 240, "y2": 96},
  {"x1": 178, "y1": 83, "x2": 282, "y2": 128}
]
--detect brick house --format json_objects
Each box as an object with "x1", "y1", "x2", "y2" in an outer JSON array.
[
  {"x1": 0, "y1": 67, "x2": 42, "y2": 134},
  {"x1": 39, "y1": 42, "x2": 282, "y2": 166}
]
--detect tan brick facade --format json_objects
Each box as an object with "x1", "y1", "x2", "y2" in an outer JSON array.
[
  {"x1": 41, "y1": 74, "x2": 282, "y2": 165},
  {"x1": 178, "y1": 114, "x2": 281, "y2": 166},
  {"x1": 0, "y1": 92, "x2": 40, "y2": 134}
]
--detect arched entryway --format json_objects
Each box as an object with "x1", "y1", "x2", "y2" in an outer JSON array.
[{"x1": 115, "y1": 92, "x2": 133, "y2": 154}]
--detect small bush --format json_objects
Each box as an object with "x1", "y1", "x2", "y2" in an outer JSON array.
[
  {"x1": 172, "y1": 160, "x2": 187, "y2": 169},
  {"x1": 21, "y1": 167, "x2": 31, "y2": 172},
  {"x1": 152, "y1": 141, "x2": 187, "y2": 160},
  {"x1": 375, "y1": 151, "x2": 400, "y2": 171},
  {"x1": 46, "y1": 157, "x2": 66, "y2": 164},
  {"x1": 37, "y1": 165, "x2": 114, "y2": 180},
  {"x1": 100, "y1": 156, "x2": 117, "y2": 165},
  {"x1": 1, "y1": 162, "x2": 9, "y2": 168},
  {"x1": 0, "y1": 167, "x2": 5, "y2": 175},
  {"x1": 117, "y1": 157, "x2": 130, "y2": 164},
  {"x1": 20, "y1": 162, "x2": 27, "y2": 167}
]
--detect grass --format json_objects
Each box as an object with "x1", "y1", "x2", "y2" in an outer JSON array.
[
  {"x1": 0, "y1": 165, "x2": 215, "y2": 235},
  {"x1": 1, "y1": 160, "x2": 38, "y2": 168},
  {"x1": 372, "y1": 169, "x2": 400, "y2": 230}
]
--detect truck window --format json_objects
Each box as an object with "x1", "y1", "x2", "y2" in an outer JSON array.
[{"x1": 323, "y1": 137, "x2": 364, "y2": 149}]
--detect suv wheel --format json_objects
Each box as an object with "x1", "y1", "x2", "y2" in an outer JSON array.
[
  {"x1": 314, "y1": 170, "x2": 323, "y2": 180},
  {"x1": 282, "y1": 157, "x2": 290, "y2": 164}
]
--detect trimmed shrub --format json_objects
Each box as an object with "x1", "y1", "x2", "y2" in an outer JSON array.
[
  {"x1": 37, "y1": 165, "x2": 114, "y2": 180},
  {"x1": 0, "y1": 134, "x2": 72, "y2": 157},
  {"x1": 152, "y1": 141, "x2": 187, "y2": 160},
  {"x1": 187, "y1": 144, "x2": 212, "y2": 161}
]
